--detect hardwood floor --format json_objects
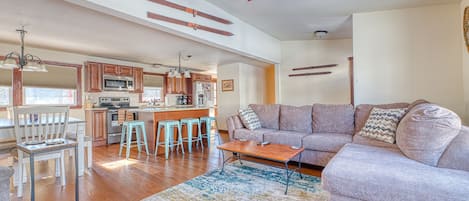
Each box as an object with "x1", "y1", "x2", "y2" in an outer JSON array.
[{"x1": 5, "y1": 132, "x2": 322, "y2": 201}]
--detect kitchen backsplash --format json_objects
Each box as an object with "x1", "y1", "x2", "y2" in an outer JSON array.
[{"x1": 86, "y1": 92, "x2": 141, "y2": 107}]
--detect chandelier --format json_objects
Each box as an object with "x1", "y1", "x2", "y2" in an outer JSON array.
[
  {"x1": 168, "y1": 52, "x2": 191, "y2": 78},
  {"x1": 0, "y1": 26, "x2": 47, "y2": 72}
]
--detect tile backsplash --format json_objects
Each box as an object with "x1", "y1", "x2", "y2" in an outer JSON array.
[{"x1": 86, "y1": 91, "x2": 141, "y2": 107}]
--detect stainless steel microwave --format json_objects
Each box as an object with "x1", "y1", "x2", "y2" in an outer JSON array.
[{"x1": 103, "y1": 75, "x2": 134, "y2": 91}]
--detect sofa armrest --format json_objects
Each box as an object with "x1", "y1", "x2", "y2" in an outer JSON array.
[{"x1": 226, "y1": 115, "x2": 244, "y2": 141}]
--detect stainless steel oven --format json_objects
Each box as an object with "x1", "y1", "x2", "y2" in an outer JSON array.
[
  {"x1": 107, "y1": 109, "x2": 138, "y2": 144},
  {"x1": 103, "y1": 75, "x2": 134, "y2": 91}
]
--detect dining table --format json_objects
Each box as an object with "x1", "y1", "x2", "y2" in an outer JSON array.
[{"x1": 0, "y1": 117, "x2": 87, "y2": 176}]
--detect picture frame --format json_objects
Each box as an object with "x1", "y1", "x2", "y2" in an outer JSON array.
[
  {"x1": 221, "y1": 79, "x2": 234, "y2": 92},
  {"x1": 464, "y1": 7, "x2": 469, "y2": 52}
]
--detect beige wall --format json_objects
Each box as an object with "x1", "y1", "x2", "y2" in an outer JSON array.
[
  {"x1": 279, "y1": 39, "x2": 353, "y2": 106},
  {"x1": 353, "y1": 4, "x2": 465, "y2": 121},
  {"x1": 462, "y1": 0, "x2": 469, "y2": 124},
  {"x1": 216, "y1": 63, "x2": 267, "y2": 130}
]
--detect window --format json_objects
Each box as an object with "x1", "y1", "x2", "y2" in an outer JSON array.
[
  {"x1": 143, "y1": 74, "x2": 164, "y2": 103},
  {"x1": 24, "y1": 87, "x2": 76, "y2": 105},
  {"x1": 0, "y1": 69, "x2": 12, "y2": 106},
  {"x1": 23, "y1": 65, "x2": 79, "y2": 106},
  {"x1": 142, "y1": 87, "x2": 162, "y2": 102}
]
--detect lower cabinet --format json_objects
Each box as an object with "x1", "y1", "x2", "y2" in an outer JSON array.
[{"x1": 85, "y1": 109, "x2": 107, "y2": 146}]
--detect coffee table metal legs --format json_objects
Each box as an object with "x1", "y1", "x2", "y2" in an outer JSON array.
[
  {"x1": 30, "y1": 153, "x2": 35, "y2": 201},
  {"x1": 284, "y1": 153, "x2": 303, "y2": 195}
]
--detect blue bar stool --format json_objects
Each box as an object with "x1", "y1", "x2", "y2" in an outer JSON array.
[
  {"x1": 200, "y1": 116, "x2": 220, "y2": 148},
  {"x1": 180, "y1": 118, "x2": 203, "y2": 153},
  {"x1": 155, "y1": 120, "x2": 185, "y2": 160},
  {"x1": 118, "y1": 120, "x2": 150, "y2": 160}
]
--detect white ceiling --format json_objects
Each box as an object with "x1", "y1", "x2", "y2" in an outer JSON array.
[
  {"x1": 0, "y1": 0, "x2": 271, "y2": 74},
  {"x1": 206, "y1": 0, "x2": 460, "y2": 40}
]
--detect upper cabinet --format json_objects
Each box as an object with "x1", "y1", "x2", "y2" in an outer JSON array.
[
  {"x1": 132, "y1": 67, "x2": 144, "y2": 93},
  {"x1": 102, "y1": 64, "x2": 133, "y2": 77},
  {"x1": 191, "y1": 73, "x2": 212, "y2": 82},
  {"x1": 85, "y1": 62, "x2": 103, "y2": 92},
  {"x1": 85, "y1": 62, "x2": 142, "y2": 93},
  {"x1": 166, "y1": 76, "x2": 191, "y2": 94}
]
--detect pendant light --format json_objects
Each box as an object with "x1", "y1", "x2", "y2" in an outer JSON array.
[{"x1": 167, "y1": 51, "x2": 191, "y2": 78}]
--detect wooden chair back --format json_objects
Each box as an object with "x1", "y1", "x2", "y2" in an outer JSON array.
[{"x1": 13, "y1": 106, "x2": 70, "y2": 144}]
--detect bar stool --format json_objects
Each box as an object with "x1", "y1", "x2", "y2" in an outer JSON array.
[
  {"x1": 180, "y1": 118, "x2": 203, "y2": 153},
  {"x1": 155, "y1": 120, "x2": 185, "y2": 160},
  {"x1": 118, "y1": 110, "x2": 150, "y2": 160},
  {"x1": 200, "y1": 116, "x2": 221, "y2": 148}
]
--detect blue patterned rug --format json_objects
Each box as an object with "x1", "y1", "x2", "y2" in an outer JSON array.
[{"x1": 142, "y1": 161, "x2": 329, "y2": 201}]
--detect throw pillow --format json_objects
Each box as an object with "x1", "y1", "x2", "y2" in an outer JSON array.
[
  {"x1": 358, "y1": 107, "x2": 407, "y2": 144},
  {"x1": 396, "y1": 103, "x2": 461, "y2": 166},
  {"x1": 239, "y1": 107, "x2": 262, "y2": 130}
]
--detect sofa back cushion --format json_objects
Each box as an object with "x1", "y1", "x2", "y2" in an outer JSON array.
[
  {"x1": 249, "y1": 104, "x2": 280, "y2": 129},
  {"x1": 438, "y1": 126, "x2": 469, "y2": 171},
  {"x1": 355, "y1": 103, "x2": 409, "y2": 134},
  {"x1": 279, "y1": 105, "x2": 313, "y2": 133},
  {"x1": 396, "y1": 103, "x2": 461, "y2": 166},
  {"x1": 312, "y1": 104, "x2": 354, "y2": 134}
]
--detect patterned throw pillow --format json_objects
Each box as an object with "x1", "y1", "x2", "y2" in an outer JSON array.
[
  {"x1": 358, "y1": 107, "x2": 407, "y2": 144},
  {"x1": 239, "y1": 107, "x2": 262, "y2": 130}
]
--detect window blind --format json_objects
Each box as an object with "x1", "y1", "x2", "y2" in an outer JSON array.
[
  {"x1": 143, "y1": 74, "x2": 164, "y2": 87},
  {"x1": 23, "y1": 65, "x2": 77, "y2": 89},
  {"x1": 0, "y1": 69, "x2": 12, "y2": 86}
]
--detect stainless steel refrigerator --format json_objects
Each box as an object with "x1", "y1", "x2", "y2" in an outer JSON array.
[{"x1": 193, "y1": 81, "x2": 214, "y2": 106}]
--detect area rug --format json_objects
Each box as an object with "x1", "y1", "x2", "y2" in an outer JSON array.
[{"x1": 142, "y1": 161, "x2": 329, "y2": 201}]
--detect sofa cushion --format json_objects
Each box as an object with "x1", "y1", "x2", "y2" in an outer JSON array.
[
  {"x1": 312, "y1": 104, "x2": 354, "y2": 135},
  {"x1": 352, "y1": 134, "x2": 398, "y2": 149},
  {"x1": 438, "y1": 126, "x2": 469, "y2": 172},
  {"x1": 249, "y1": 104, "x2": 280, "y2": 129},
  {"x1": 397, "y1": 104, "x2": 461, "y2": 166},
  {"x1": 303, "y1": 133, "x2": 352, "y2": 153},
  {"x1": 233, "y1": 128, "x2": 277, "y2": 142},
  {"x1": 238, "y1": 107, "x2": 262, "y2": 130},
  {"x1": 358, "y1": 107, "x2": 407, "y2": 144},
  {"x1": 322, "y1": 143, "x2": 469, "y2": 201},
  {"x1": 279, "y1": 105, "x2": 313, "y2": 133},
  {"x1": 263, "y1": 131, "x2": 310, "y2": 147},
  {"x1": 355, "y1": 102, "x2": 409, "y2": 133}
]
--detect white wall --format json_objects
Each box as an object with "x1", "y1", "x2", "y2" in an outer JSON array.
[
  {"x1": 217, "y1": 63, "x2": 266, "y2": 130},
  {"x1": 462, "y1": 0, "x2": 469, "y2": 124},
  {"x1": 353, "y1": 4, "x2": 465, "y2": 120},
  {"x1": 66, "y1": 0, "x2": 281, "y2": 64},
  {"x1": 0, "y1": 42, "x2": 171, "y2": 120},
  {"x1": 279, "y1": 39, "x2": 353, "y2": 106}
]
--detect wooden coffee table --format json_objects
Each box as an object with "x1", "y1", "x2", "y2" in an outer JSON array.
[{"x1": 217, "y1": 140, "x2": 305, "y2": 194}]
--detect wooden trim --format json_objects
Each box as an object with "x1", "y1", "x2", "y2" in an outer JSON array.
[
  {"x1": 288, "y1": 72, "x2": 331, "y2": 77},
  {"x1": 12, "y1": 68, "x2": 22, "y2": 106},
  {"x1": 148, "y1": 0, "x2": 233, "y2": 25},
  {"x1": 292, "y1": 64, "x2": 338, "y2": 71},
  {"x1": 348, "y1": 57, "x2": 354, "y2": 106},
  {"x1": 71, "y1": 66, "x2": 83, "y2": 109},
  {"x1": 147, "y1": 12, "x2": 234, "y2": 36}
]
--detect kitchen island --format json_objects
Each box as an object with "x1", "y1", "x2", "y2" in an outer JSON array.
[{"x1": 131, "y1": 107, "x2": 211, "y2": 153}]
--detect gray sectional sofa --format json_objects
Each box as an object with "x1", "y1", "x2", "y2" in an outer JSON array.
[{"x1": 226, "y1": 102, "x2": 469, "y2": 201}]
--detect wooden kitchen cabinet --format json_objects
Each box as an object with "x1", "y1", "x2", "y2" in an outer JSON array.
[
  {"x1": 132, "y1": 67, "x2": 144, "y2": 93},
  {"x1": 166, "y1": 76, "x2": 190, "y2": 94},
  {"x1": 191, "y1": 73, "x2": 211, "y2": 82},
  {"x1": 102, "y1": 64, "x2": 134, "y2": 77},
  {"x1": 85, "y1": 109, "x2": 107, "y2": 147},
  {"x1": 85, "y1": 62, "x2": 103, "y2": 92}
]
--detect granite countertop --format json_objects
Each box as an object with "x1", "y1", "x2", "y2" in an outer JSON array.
[
  {"x1": 128, "y1": 106, "x2": 213, "y2": 113},
  {"x1": 0, "y1": 117, "x2": 85, "y2": 129},
  {"x1": 84, "y1": 107, "x2": 108, "y2": 111}
]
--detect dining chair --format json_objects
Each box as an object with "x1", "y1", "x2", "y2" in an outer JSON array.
[
  {"x1": 13, "y1": 106, "x2": 71, "y2": 198},
  {"x1": 67, "y1": 123, "x2": 92, "y2": 168}
]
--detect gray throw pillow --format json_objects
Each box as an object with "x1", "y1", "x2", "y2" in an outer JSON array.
[
  {"x1": 358, "y1": 107, "x2": 407, "y2": 144},
  {"x1": 396, "y1": 103, "x2": 461, "y2": 166},
  {"x1": 238, "y1": 107, "x2": 262, "y2": 130}
]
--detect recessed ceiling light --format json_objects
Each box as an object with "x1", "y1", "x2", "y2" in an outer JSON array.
[{"x1": 314, "y1": 30, "x2": 328, "y2": 39}]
